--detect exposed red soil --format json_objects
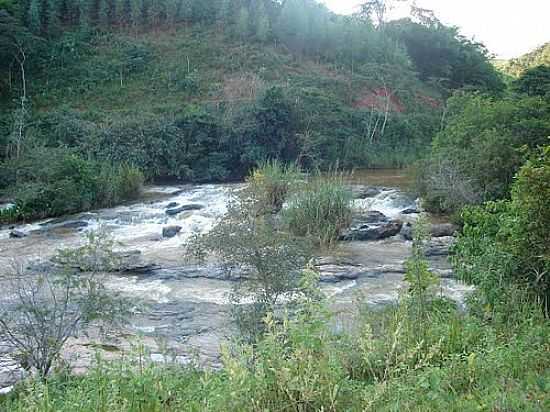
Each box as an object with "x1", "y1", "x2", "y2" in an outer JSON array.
[{"x1": 353, "y1": 88, "x2": 405, "y2": 113}]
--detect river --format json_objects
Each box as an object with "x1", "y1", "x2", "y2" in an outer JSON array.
[{"x1": 0, "y1": 170, "x2": 473, "y2": 390}]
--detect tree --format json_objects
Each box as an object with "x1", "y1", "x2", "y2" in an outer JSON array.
[
  {"x1": 358, "y1": 0, "x2": 405, "y2": 27},
  {"x1": 187, "y1": 181, "x2": 313, "y2": 341},
  {"x1": 513, "y1": 65, "x2": 550, "y2": 97},
  {"x1": 251, "y1": 86, "x2": 298, "y2": 162},
  {"x1": 0, "y1": 9, "x2": 38, "y2": 159},
  {"x1": 27, "y1": 0, "x2": 41, "y2": 33},
  {"x1": 236, "y1": 5, "x2": 249, "y2": 40},
  {"x1": 253, "y1": 0, "x2": 269, "y2": 42},
  {"x1": 0, "y1": 229, "x2": 129, "y2": 377}
]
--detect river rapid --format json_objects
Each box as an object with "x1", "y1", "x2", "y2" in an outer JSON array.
[{"x1": 0, "y1": 170, "x2": 473, "y2": 391}]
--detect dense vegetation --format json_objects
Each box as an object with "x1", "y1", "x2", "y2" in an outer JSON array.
[
  {"x1": 418, "y1": 70, "x2": 550, "y2": 214},
  {"x1": 0, "y1": 0, "x2": 505, "y2": 222}
]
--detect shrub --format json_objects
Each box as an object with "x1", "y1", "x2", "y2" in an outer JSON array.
[
  {"x1": 0, "y1": 230, "x2": 129, "y2": 377},
  {"x1": 453, "y1": 145, "x2": 550, "y2": 314},
  {"x1": 420, "y1": 93, "x2": 550, "y2": 213},
  {"x1": 0, "y1": 147, "x2": 144, "y2": 222},
  {"x1": 282, "y1": 173, "x2": 352, "y2": 249},
  {"x1": 187, "y1": 187, "x2": 313, "y2": 342}
]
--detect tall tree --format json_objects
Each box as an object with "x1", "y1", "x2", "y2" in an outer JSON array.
[{"x1": 254, "y1": 0, "x2": 269, "y2": 42}]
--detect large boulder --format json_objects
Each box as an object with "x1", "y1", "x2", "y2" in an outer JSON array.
[
  {"x1": 52, "y1": 249, "x2": 157, "y2": 272},
  {"x1": 166, "y1": 204, "x2": 204, "y2": 216},
  {"x1": 430, "y1": 223, "x2": 459, "y2": 238},
  {"x1": 315, "y1": 256, "x2": 370, "y2": 283},
  {"x1": 340, "y1": 212, "x2": 403, "y2": 241},
  {"x1": 162, "y1": 225, "x2": 182, "y2": 238}
]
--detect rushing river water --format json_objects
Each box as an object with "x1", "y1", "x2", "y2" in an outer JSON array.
[{"x1": 0, "y1": 171, "x2": 473, "y2": 389}]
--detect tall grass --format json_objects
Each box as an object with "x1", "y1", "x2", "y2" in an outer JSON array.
[
  {"x1": 246, "y1": 160, "x2": 302, "y2": 214},
  {"x1": 282, "y1": 172, "x2": 352, "y2": 249}
]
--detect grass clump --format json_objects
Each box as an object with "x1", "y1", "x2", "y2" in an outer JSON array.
[
  {"x1": 282, "y1": 172, "x2": 352, "y2": 248},
  {"x1": 246, "y1": 160, "x2": 302, "y2": 215}
]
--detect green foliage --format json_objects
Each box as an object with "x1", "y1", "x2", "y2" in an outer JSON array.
[
  {"x1": 246, "y1": 159, "x2": 302, "y2": 214},
  {"x1": 513, "y1": 65, "x2": 550, "y2": 97},
  {"x1": 404, "y1": 216, "x2": 439, "y2": 306},
  {"x1": 0, "y1": 229, "x2": 130, "y2": 377},
  {"x1": 498, "y1": 42, "x2": 550, "y2": 77},
  {"x1": 282, "y1": 172, "x2": 352, "y2": 249},
  {"x1": 453, "y1": 146, "x2": 550, "y2": 313},
  {"x1": 386, "y1": 17, "x2": 505, "y2": 93},
  {"x1": 2, "y1": 281, "x2": 548, "y2": 411},
  {"x1": 420, "y1": 92, "x2": 550, "y2": 213},
  {"x1": 0, "y1": 146, "x2": 143, "y2": 222},
  {"x1": 187, "y1": 181, "x2": 313, "y2": 341}
]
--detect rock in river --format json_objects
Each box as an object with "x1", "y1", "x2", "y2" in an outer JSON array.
[
  {"x1": 162, "y1": 225, "x2": 182, "y2": 238},
  {"x1": 9, "y1": 230, "x2": 27, "y2": 239},
  {"x1": 349, "y1": 185, "x2": 383, "y2": 199},
  {"x1": 340, "y1": 211, "x2": 403, "y2": 241},
  {"x1": 165, "y1": 204, "x2": 204, "y2": 216}
]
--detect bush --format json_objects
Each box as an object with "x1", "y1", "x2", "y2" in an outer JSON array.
[
  {"x1": 282, "y1": 173, "x2": 352, "y2": 249},
  {"x1": 453, "y1": 145, "x2": 550, "y2": 313},
  {"x1": 187, "y1": 184, "x2": 313, "y2": 342},
  {"x1": 0, "y1": 147, "x2": 144, "y2": 222},
  {"x1": 420, "y1": 93, "x2": 550, "y2": 213}
]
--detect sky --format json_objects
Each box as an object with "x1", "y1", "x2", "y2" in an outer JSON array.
[{"x1": 321, "y1": 0, "x2": 550, "y2": 59}]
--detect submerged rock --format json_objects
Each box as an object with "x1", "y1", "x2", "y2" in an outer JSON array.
[
  {"x1": 165, "y1": 204, "x2": 204, "y2": 216},
  {"x1": 401, "y1": 208, "x2": 418, "y2": 214},
  {"x1": 340, "y1": 212, "x2": 403, "y2": 241},
  {"x1": 165, "y1": 202, "x2": 179, "y2": 209},
  {"x1": 162, "y1": 225, "x2": 182, "y2": 238},
  {"x1": 9, "y1": 230, "x2": 27, "y2": 239},
  {"x1": 33, "y1": 220, "x2": 89, "y2": 234},
  {"x1": 350, "y1": 185, "x2": 383, "y2": 199}
]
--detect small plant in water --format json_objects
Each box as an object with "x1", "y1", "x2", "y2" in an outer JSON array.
[{"x1": 282, "y1": 171, "x2": 352, "y2": 249}]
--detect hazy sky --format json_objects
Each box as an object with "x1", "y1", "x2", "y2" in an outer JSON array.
[{"x1": 321, "y1": 0, "x2": 550, "y2": 59}]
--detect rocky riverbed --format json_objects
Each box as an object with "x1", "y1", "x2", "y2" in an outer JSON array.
[{"x1": 0, "y1": 177, "x2": 472, "y2": 392}]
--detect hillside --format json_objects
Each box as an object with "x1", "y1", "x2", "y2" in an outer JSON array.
[
  {"x1": 0, "y1": 0, "x2": 504, "y2": 221},
  {"x1": 496, "y1": 42, "x2": 550, "y2": 77}
]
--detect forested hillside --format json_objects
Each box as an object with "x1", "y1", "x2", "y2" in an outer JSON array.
[
  {"x1": 497, "y1": 42, "x2": 550, "y2": 77},
  {"x1": 0, "y1": 0, "x2": 505, "y2": 221}
]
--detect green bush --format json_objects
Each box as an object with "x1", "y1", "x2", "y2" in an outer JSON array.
[
  {"x1": 282, "y1": 173, "x2": 352, "y2": 249},
  {"x1": 420, "y1": 93, "x2": 550, "y2": 213},
  {"x1": 0, "y1": 147, "x2": 144, "y2": 222},
  {"x1": 453, "y1": 145, "x2": 550, "y2": 314}
]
